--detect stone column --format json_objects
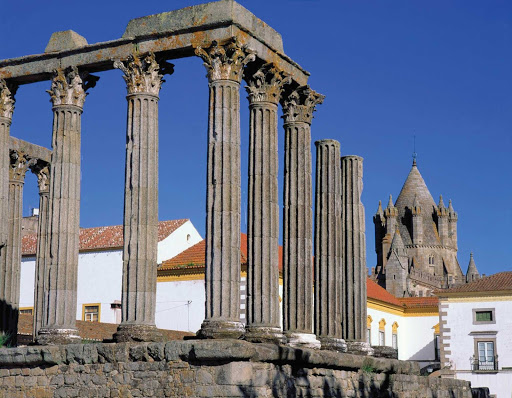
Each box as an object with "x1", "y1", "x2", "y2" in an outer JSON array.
[
  {"x1": 244, "y1": 63, "x2": 289, "y2": 343},
  {"x1": 314, "y1": 139, "x2": 346, "y2": 351},
  {"x1": 37, "y1": 67, "x2": 98, "y2": 345},
  {"x1": 2, "y1": 150, "x2": 30, "y2": 345},
  {"x1": 0, "y1": 80, "x2": 17, "y2": 342},
  {"x1": 31, "y1": 162, "x2": 50, "y2": 339},
  {"x1": 195, "y1": 38, "x2": 255, "y2": 339},
  {"x1": 341, "y1": 155, "x2": 373, "y2": 355},
  {"x1": 113, "y1": 53, "x2": 173, "y2": 342},
  {"x1": 281, "y1": 86, "x2": 324, "y2": 348}
]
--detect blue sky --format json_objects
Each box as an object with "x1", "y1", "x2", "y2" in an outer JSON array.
[{"x1": 1, "y1": 0, "x2": 511, "y2": 276}]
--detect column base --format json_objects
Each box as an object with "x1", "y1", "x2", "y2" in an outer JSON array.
[
  {"x1": 245, "y1": 326, "x2": 285, "y2": 344},
  {"x1": 36, "y1": 328, "x2": 81, "y2": 345},
  {"x1": 345, "y1": 341, "x2": 374, "y2": 356},
  {"x1": 196, "y1": 320, "x2": 245, "y2": 339},
  {"x1": 113, "y1": 324, "x2": 163, "y2": 343},
  {"x1": 286, "y1": 332, "x2": 321, "y2": 349},
  {"x1": 318, "y1": 336, "x2": 347, "y2": 352}
]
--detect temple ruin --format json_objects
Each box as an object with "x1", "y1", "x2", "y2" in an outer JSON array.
[{"x1": 0, "y1": 1, "x2": 478, "y2": 396}]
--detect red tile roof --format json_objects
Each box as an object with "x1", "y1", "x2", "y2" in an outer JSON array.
[
  {"x1": 398, "y1": 296, "x2": 439, "y2": 308},
  {"x1": 437, "y1": 272, "x2": 512, "y2": 295},
  {"x1": 22, "y1": 219, "x2": 189, "y2": 256},
  {"x1": 366, "y1": 278, "x2": 403, "y2": 307},
  {"x1": 160, "y1": 233, "x2": 283, "y2": 272}
]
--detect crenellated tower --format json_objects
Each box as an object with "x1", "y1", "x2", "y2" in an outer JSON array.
[{"x1": 372, "y1": 160, "x2": 466, "y2": 297}]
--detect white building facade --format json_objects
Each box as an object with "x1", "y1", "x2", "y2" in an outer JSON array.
[
  {"x1": 438, "y1": 272, "x2": 512, "y2": 398},
  {"x1": 20, "y1": 219, "x2": 202, "y2": 325}
]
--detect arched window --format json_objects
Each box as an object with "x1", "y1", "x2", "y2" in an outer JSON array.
[
  {"x1": 392, "y1": 322, "x2": 399, "y2": 350},
  {"x1": 379, "y1": 319, "x2": 386, "y2": 346},
  {"x1": 429, "y1": 254, "x2": 435, "y2": 265}
]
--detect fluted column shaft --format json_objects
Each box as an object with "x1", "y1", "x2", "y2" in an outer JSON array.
[
  {"x1": 314, "y1": 140, "x2": 345, "y2": 351},
  {"x1": 195, "y1": 38, "x2": 255, "y2": 339},
  {"x1": 0, "y1": 80, "x2": 16, "y2": 341},
  {"x1": 341, "y1": 155, "x2": 367, "y2": 342},
  {"x1": 2, "y1": 151, "x2": 29, "y2": 345},
  {"x1": 37, "y1": 67, "x2": 97, "y2": 345},
  {"x1": 113, "y1": 53, "x2": 172, "y2": 342},
  {"x1": 244, "y1": 64, "x2": 288, "y2": 343},
  {"x1": 32, "y1": 164, "x2": 50, "y2": 339},
  {"x1": 281, "y1": 86, "x2": 324, "y2": 347}
]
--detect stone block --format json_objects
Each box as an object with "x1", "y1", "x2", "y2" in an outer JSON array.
[{"x1": 44, "y1": 30, "x2": 88, "y2": 53}]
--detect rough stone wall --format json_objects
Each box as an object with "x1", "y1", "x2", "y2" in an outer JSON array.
[{"x1": 0, "y1": 340, "x2": 475, "y2": 398}]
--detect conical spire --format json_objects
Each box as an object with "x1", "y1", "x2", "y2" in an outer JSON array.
[
  {"x1": 466, "y1": 252, "x2": 480, "y2": 283},
  {"x1": 438, "y1": 195, "x2": 445, "y2": 209},
  {"x1": 390, "y1": 225, "x2": 405, "y2": 250},
  {"x1": 376, "y1": 200, "x2": 383, "y2": 215},
  {"x1": 448, "y1": 199, "x2": 454, "y2": 212},
  {"x1": 387, "y1": 194, "x2": 394, "y2": 209}
]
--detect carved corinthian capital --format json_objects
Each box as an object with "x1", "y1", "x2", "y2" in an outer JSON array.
[
  {"x1": 245, "y1": 63, "x2": 291, "y2": 105},
  {"x1": 195, "y1": 37, "x2": 255, "y2": 83},
  {"x1": 114, "y1": 53, "x2": 174, "y2": 96},
  {"x1": 281, "y1": 86, "x2": 325, "y2": 125},
  {"x1": 0, "y1": 79, "x2": 18, "y2": 119},
  {"x1": 47, "y1": 66, "x2": 99, "y2": 108},
  {"x1": 30, "y1": 160, "x2": 51, "y2": 193},
  {"x1": 9, "y1": 150, "x2": 31, "y2": 183}
]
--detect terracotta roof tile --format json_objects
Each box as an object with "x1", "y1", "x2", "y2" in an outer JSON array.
[
  {"x1": 398, "y1": 296, "x2": 438, "y2": 308},
  {"x1": 22, "y1": 219, "x2": 189, "y2": 256},
  {"x1": 436, "y1": 272, "x2": 512, "y2": 295},
  {"x1": 366, "y1": 278, "x2": 403, "y2": 307},
  {"x1": 160, "y1": 233, "x2": 283, "y2": 272}
]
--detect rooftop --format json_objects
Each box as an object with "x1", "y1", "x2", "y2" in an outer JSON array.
[
  {"x1": 436, "y1": 271, "x2": 512, "y2": 295},
  {"x1": 22, "y1": 219, "x2": 189, "y2": 256}
]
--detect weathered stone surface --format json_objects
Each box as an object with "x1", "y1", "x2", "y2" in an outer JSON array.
[
  {"x1": 196, "y1": 39, "x2": 254, "y2": 339},
  {"x1": 44, "y1": 30, "x2": 88, "y2": 54},
  {"x1": 314, "y1": 139, "x2": 346, "y2": 352},
  {"x1": 341, "y1": 155, "x2": 368, "y2": 343},
  {"x1": 281, "y1": 86, "x2": 324, "y2": 348},
  {"x1": 244, "y1": 63, "x2": 289, "y2": 344},
  {"x1": 37, "y1": 67, "x2": 98, "y2": 345},
  {"x1": 122, "y1": 1, "x2": 284, "y2": 53},
  {"x1": 0, "y1": 80, "x2": 16, "y2": 342},
  {"x1": 0, "y1": 341, "x2": 475, "y2": 397},
  {"x1": 113, "y1": 53, "x2": 172, "y2": 343}
]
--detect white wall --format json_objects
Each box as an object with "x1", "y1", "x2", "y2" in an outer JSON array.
[
  {"x1": 442, "y1": 298, "x2": 512, "y2": 398},
  {"x1": 367, "y1": 306, "x2": 438, "y2": 365},
  {"x1": 156, "y1": 279, "x2": 205, "y2": 332},
  {"x1": 19, "y1": 221, "x2": 203, "y2": 325},
  {"x1": 157, "y1": 220, "x2": 202, "y2": 264}
]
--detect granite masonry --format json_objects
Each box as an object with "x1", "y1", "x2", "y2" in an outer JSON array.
[{"x1": 0, "y1": 1, "x2": 486, "y2": 397}]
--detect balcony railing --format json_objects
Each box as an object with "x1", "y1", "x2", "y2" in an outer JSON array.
[{"x1": 471, "y1": 356, "x2": 499, "y2": 371}]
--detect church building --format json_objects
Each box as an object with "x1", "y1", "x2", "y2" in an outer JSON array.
[{"x1": 371, "y1": 159, "x2": 480, "y2": 297}]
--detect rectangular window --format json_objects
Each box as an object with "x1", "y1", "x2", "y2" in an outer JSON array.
[
  {"x1": 367, "y1": 328, "x2": 371, "y2": 345},
  {"x1": 392, "y1": 333, "x2": 398, "y2": 350},
  {"x1": 83, "y1": 304, "x2": 100, "y2": 322},
  {"x1": 472, "y1": 308, "x2": 496, "y2": 325},
  {"x1": 477, "y1": 342, "x2": 495, "y2": 370},
  {"x1": 379, "y1": 331, "x2": 385, "y2": 346},
  {"x1": 19, "y1": 307, "x2": 33, "y2": 315},
  {"x1": 475, "y1": 311, "x2": 492, "y2": 322}
]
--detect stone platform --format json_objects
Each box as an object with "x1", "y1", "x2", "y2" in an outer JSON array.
[{"x1": 0, "y1": 340, "x2": 475, "y2": 397}]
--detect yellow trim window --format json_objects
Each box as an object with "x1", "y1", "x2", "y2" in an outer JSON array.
[
  {"x1": 83, "y1": 304, "x2": 101, "y2": 322},
  {"x1": 392, "y1": 322, "x2": 399, "y2": 350},
  {"x1": 19, "y1": 307, "x2": 34, "y2": 315}
]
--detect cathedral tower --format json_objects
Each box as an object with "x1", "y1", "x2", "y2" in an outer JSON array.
[{"x1": 373, "y1": 160, "x2": 466, "y2": 297}]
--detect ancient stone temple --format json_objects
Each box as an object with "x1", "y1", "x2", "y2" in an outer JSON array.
[
  {"x1": 0, "y1": 1, "x2": 480, "y2": 397},
  {"x1": 372, "y1": 159, "x2": 478, "y2": 297}
]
